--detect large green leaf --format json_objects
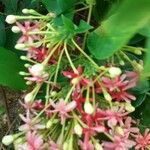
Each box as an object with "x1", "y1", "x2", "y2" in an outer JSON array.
[
  {"x1": 87, "y1": 0, "x2": 150, "y2": 60},
  {"x1": 42, "y1": 0, "x2": 78, "y2": 14},
  {"x1": 0, "y1": 47, "x2": 27, "y2": 90},
  {"x1": 143, "y1": 37, "x2": 150, "y2": 77}
]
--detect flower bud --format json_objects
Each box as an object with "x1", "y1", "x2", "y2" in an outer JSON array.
[
  {"x1": 104, "y1": 92, "x2": 112, "y2": 102},
  {"x1": 63, "y1": 142, "x2": 69, "y2": 150},
  {"x1": 95, "y1": 143, "x2": 103, "y2": 150},
  {"x1": 24, "y1": 64, "x2": 31, "y2": 68},
  {"x1": 84, "y1": 102, "x2": 94, "y2": 114},
  {"x1": 46, "y1": 120, "x2": 53, "y2": 128},
  {"x1": 24, "y1": 92, "x2": 34, "y2": 103},
  {"x1": 50, "y1": 91, "x2": 57, "y2": 97},
  {"x1": 20, "y1": 56, "x2": 27, "y2": 60},
  {"x1": 74, "y1": 124, "x2": 83, "y2": 136},
  {"x1": 5, "y1": 15, "x2": 16, "y2": 24},
  {"x1": 22, "y1": 8, "x2": 30, "y2": 14},
  {"x1": 2, "y1": 135, "x2": 14, "y2": 145},
  {"x1": 29, "y1": 64, "x2": 45, "y2": 77},
  {"x1": 115, "y1": 126, "x2": 124, "y2": 136},
  {"x1": 132, "y1": 60, "x2": 143, "y2": 72},
  {"x1": 15, "y1": 43, "x2": 26, "y2": 50},
  {"x1": 19, "y1": 71, "x2": 29, "y2": 76},
  {"x1": 125, "y1": 102, "x2": 135, "y2": 112},
  {"x1": 71, "y1": 77, "x2": 79, "y2": 85},
  {"x1": 108, "y1": 67, "x2": 122, "y2": 78},
  {"x1": 26, "y1": 81, "x2": 33, "y2": 85},
  {"x1": 11, "y1": 26, "x2": 21, "y2": 33}
]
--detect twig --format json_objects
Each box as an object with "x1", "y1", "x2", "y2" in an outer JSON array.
[{"x1": 0, "y1": 86, "x2": 11, "y2": 132}]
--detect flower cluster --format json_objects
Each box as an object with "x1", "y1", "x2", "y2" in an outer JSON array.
[{"x1": 2, "y1": 8, "x2": 149, "y2": 150}]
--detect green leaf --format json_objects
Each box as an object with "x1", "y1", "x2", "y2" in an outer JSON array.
[
  {"x1": 0, "y1": 16, "x2": 6, "y2": 46},
  {"x1": 42, "y1": 0, "x2": 78, "y2": 14},
  {"x1": 87, "y1": 0, "x2": 150, "y2": 60},
  {"x1": 86, "y1": 0, "x2": 96, "y2": 5},
  {"x1": 75, "y1": 20, "x2": 93, "y2": 33},
  {"x1": 62, "y1": 15, "x2": 75, "y2": 32},
  {"x1": 1, "y1": 0, "x2": 19, "y2": 13},
  {"x1": 143, "y1": 37, "x2": 150, "y2": 77},
  {"x1": 0, "y1": 47, "x2": 27, "y2": 90},
  {"x1": 42, "y1": 0, "x2": 61, "y2": 14}
]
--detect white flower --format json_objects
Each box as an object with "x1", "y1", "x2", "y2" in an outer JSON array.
[
  {"x1": 2, "y1": 135, "x2": 14, "y2": 146},
  {"x1": 11, "y1": 26, "x2": 21, "y2": 33},
  {"x1": 29, "y1": 64, "x2": 45, "y2": 77},
  {"x1": 5, "y1": 15, "x2": 16, "y2": 24},
  {"x1": 84, "y1": 102, "x2": 94, "y2": 114},
  {"x1": 108, "y1": 67, "x2": 122, "y2": 78}
]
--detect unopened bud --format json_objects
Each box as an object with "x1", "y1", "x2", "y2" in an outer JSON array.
[
  {"x1": 132, "y1": 60, "x2": 143, "y2": 72},
  {"x1": 119, "y1": 60, "x2": 125, "y2": 66},
  {"x1": 20, "y1": 56, "x2": 27, "y2": 60},
  {"x1": 108, "y1": 67, "x2": 122, "y2": 78},
  {"x1": 22, "y1": 8, "x2": 30, "y2": 14},
  {"x1": 74, "y1": 124, "x2": 83, "y2": 136},
  {"x1": 84, "y1": 102, "x2": 94, "y2": 114},
  {"x1": 50, "y1": 91, "x2": 57, "y2": 97},
  {"x1": 2, "y1": 135, "x2": 14, "y2": 146},
  {"x1": 26, "y1": 81, "x2": 32, "y2": 85},
  {"x1": 46, "y1": 120, "x2": 53, "y2": 128},
  {"x1": 5, "y1": 15, "x2": 16, "y2": 24},
  {"x1": 19, "y1": 71, "x2": 29, "y2": 76},
  {"x1": 71, "y1": 77, "x2": 79, "y2": 85},
  {"x1": 125, "y1": 102, "x2": 135, "y2": 112},
  {"x1": 104, "y1": 92, "x2": 112, "y2": 102},
  {"x1": 15, "y1": 43, "x2": 25, "y2": 50},
  {"x1": 24, "y1": 64, "x2": 31, "y2": 68},
  {"x1": 24, "y1": 92, "x2": 34, "y2": 103},
  {"x1": 115, "y1": 126, "x2": 124, "y2": 136},
  {"x1": 63, "y1": 142, "x2": 68, "y2": 150},
  {"x1": 95, "y1": 143, "x2": 103, "y2": 150},
  {"x1": 11, "y1": 26, "x2": 21, "y2": 33}
]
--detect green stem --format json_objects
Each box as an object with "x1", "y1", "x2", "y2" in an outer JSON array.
[
  {"x1": 64, "y1": 42, "x2": 77, "y2": 73},
  {"x1": 82, "y1": 4, "x2": 93, "y2": 50},
  {"x1": 54, "y1": 48, "x2": 65, "y2": 84},
  {"x1": 64, "y1": 85, "x2": 75, "y2": 103},
  {"x1": 29, "y1": 31, "x2": 57, "y2": 35},
  {"x1": 16, "y1": 15, "x2": 50, "y2": 20},
  {"x1": 72, "y1": 39, "x2": 99, "y2": 70},
  {"x1": 43, "y1": 42, "x2": 62, "y2": 65}
]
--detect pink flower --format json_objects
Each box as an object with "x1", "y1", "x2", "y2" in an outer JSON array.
[
  {"x1": 19, "y1": 111, "x2": 45, "y2": 131},
  {"x1": 123, "y1": 117, "x2": 139, "y2": 136},
  {"x1": 25, "y1": 64, "x2": 48, "y2": 83},
  {"x1": 102, "y1": 135, "x2": 135, "y2": 150},
  {"x1": 49, "y1": 140, "x2": 62, "y2": 150},
  {"x1": 135, "y1": 129, "x2": 150, "y2": 150},
  {"x1": 50, "y1": 99, "x2": 77, "y2": 124},
  {"x1": 79, "y1": 140, "x2": 94, "y2": 150},
  {"x1": 26, "y1": 131, "x2": 44, "y2": 150},
  {"x1": 96, "y1": 106, "x2": 128, "y2": 128},
  {"x1": 27, "y1": 46, "x2": 48, "y2": 62},
  {"x1": 16, "y1": 21, "x2": 40, "y2": 44},
  {"x1": 63, "y1": 66, "x2": 92, "y2": 97},
  {"x1": 102, "y1": 72, "x2": 137, "y2": 102}
]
